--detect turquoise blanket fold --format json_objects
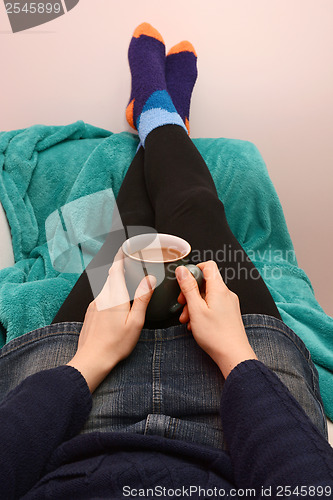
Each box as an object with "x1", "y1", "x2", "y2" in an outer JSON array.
[{"x1": 0, "y1": 121, "x2": 332, "y2": 419}]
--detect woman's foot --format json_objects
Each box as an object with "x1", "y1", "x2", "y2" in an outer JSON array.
[
  {"x1": 126, "y1": 23, "x2": 197, "y2": 145},
  {"x1": 166, "y1": 41, "x2": 197, "y2": 134},
  {"x1": 126, "y1": 23, "x2": 166, "y2": 131},
  {"x1": 126, "y1": 23, "x2": 186, "y2": 146}
]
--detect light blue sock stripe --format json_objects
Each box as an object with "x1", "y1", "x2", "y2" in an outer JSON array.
[{"x1": 138, "y1": 108, "x2": 187, "y2": 146}]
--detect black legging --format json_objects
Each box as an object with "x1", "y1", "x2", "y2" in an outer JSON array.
[{"x1": 52, "y1": 125, "x2": 281, "y2": 327}]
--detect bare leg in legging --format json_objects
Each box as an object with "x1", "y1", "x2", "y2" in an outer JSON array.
[{"x1": 52, "y1": 124, "x2": 281, "y2": 327}]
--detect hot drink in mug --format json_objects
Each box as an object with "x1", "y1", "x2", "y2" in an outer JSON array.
[{"x1": 122, "y1": 233, "x2": 203, "y2": 321}]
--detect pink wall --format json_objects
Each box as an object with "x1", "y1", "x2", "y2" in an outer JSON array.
[{"x1": 1, "y1": 0, "x2": 332, "y2": 315}]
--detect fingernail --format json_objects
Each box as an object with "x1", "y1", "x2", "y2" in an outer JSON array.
[{"x1": 176, "y1": 266, "x2": 188, "y2": 281}]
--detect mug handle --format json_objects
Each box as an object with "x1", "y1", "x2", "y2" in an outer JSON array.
[{"x1": 169, "y1": 264, "x2": 204, "y2": 315}]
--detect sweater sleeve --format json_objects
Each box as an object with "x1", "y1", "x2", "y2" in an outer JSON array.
[
  {"x1": 221, "y1": 359, "x2": 333, "y2": 497},
  {"x1": 0, "y1": 365, "x2": 92, "y2": 499}
]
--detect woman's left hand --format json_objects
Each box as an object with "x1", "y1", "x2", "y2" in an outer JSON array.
[{"x1": 67, "y1": 249, "x2": 156, "y2": 392}]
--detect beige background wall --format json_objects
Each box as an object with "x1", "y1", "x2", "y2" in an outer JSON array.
[{"x1": 0, "y1": 0, "x2": 332, "y2": 316}]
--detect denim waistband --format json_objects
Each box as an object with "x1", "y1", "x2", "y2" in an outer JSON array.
[
  {"x1": 242, "y1": 313, "x2": 313, "y2": 363},
  {"x1": 0, "y1": 322, "x2": 83, "y2": 359},
  {"x1": 0, "y1": 313, "x2": 308, "y2": 355}
]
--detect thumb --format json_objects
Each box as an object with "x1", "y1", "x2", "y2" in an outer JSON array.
[
  {"x1": 130, "y1": 275, "x2": 156, "y2": 318},
  {"x1": 176, "y1": 266, "x2": 203, "y2": 311}
]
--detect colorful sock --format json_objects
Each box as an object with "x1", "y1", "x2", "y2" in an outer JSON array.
[
  {"x1": 166, "y1": 41, "x2": 198, "y2": 134},
  {"x1": 126, "y1": 23, "x2": 187, "y2": 146}
]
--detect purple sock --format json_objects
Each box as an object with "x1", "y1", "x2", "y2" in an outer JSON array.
[
  {"x1": 166, "y1": 41, "x2": 198, "y2": 133},
  {"x1": 126, "y1": 23, "x2": 187, "y2": 146},
  {"x1": 126, "y1": 23, "x2": 167, "y2": 130}
]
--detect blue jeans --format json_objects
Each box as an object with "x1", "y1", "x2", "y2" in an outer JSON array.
[{"x1": 0, "y1": 314, "x2": 327, "y2": 450}]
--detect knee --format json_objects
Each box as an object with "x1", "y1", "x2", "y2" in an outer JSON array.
[
  {"x1": 173, "y1": 187, "x2": 221, "y2": 215},
  {"x1": 119, "y1": 209, "x2": 154, "y2": 229}
]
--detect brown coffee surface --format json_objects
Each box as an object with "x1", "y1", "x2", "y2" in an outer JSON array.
[{"x1": 130, "y1": 247, "x2": 184, "y2": 262}]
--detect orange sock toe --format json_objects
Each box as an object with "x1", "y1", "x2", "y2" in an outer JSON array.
[
  {"x1": 133, "y1": 22, "x2": 165, "y2": 44},
  {"x1": 167, "y1": 40, "x2": 197, "y2": 57}
]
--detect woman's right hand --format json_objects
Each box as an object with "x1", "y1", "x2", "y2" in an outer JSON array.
[{"x1": 175, "y1": 261, "x2": 257, "y2": 379}]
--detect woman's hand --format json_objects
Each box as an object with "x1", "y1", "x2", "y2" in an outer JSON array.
[
  {"x1": 67, "y1": 249, "x2": 156, "y2": 392},
  {"x1": 175, "y1": 261, "x2": 257, "y2": 379}
]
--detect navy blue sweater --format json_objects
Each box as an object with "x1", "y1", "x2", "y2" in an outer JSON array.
[{"x1": 0, "y1": 360, "x2": 332, "y2": 499}]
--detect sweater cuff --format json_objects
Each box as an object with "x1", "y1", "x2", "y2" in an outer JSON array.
[
  {"x1": 45, "y1": 365, "x2": 92, "y2": 436},
  {"x1": 60, "y1": 365, "x2": 92, "y2": 409},
  {"x1": 221, "y1": 359, "x2": 268, "y2": 404}
]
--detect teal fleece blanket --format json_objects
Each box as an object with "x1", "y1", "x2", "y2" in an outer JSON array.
[{"x1": 0, "y1": 121, "x2": 332, "y2": 419}]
